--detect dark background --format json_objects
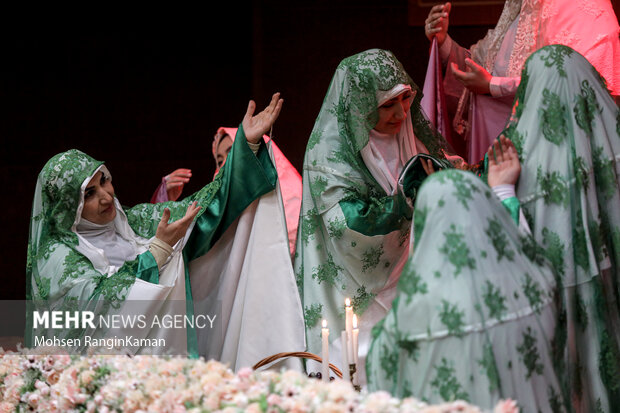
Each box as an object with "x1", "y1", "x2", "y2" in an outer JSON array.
[{"x1": 1, "y1": 1, "x2": 500, "y2": 300}]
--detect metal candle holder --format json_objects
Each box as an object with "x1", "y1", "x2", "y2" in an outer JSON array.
[{"x1": 349, "y1": 363, "x2": 361, "y2": 392}]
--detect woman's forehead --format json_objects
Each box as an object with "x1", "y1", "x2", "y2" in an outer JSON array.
[
  {"x1": 85, "y1": 171, "x2": 103, "y2": 187},
  {"x1": 217, "y1": 135, "x2": 233, "y2": 149}
]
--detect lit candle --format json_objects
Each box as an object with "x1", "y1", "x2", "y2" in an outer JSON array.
[
  {"x1": 340, "y1": 330, "x2": 350, "y2": 381},
  {"x1": 321, "y1": 319, "x2": 329, "y2": 382},
  {"x1": 345, "y1": 298, "x2": 354, "y2": 364}
]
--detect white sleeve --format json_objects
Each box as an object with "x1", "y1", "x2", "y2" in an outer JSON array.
[{"x1": 492, "y1": 184, "x2": 531, "y2": 235}]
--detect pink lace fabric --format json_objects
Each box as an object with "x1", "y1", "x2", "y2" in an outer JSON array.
[
  {"x1": 539, "y1": 0, "x2": 620, "y2": 96},
  {"x1": 471, "y1": 0, "x2": 522, "y2": 73},
  {"x1": 508, "y1": 0, "x2": 619, "y2": 93},
  {"x1": 471, "y1": 0, "x2": 619, "y2": 93},
  {"x1": 447, "y1": 0, "x2": 620, "y2": 162}
]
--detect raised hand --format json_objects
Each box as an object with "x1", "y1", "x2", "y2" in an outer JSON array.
[
  {"x1": 165, "y1": 168, "x2": 192, "y2": 201},
  {"x1": 451, "y1": 58, "x2": 492, "y2": 95},
  {"x1": 242, "y1": 93, "x2": 284, "y2": 144},
  {"x1": 425, "y1": 2, "x2": 451, "y2": 45},
  {"x1": 487, "y1": 135, "x2": 521, "y2": 187},
  {"x1": 155, "y1": 201, "x2": 201, "y2": 247}
]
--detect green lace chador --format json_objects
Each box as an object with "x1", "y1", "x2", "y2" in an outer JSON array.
[
  {"x1": 367, "y1": 169, "x2": 563, "y2": 411},
  {"x1": 26, "y1": 126, "x2": 277, "y2": 357},
  {"x1": 294, "y1": 49, "x2": 452, "y2": 382},
  {"x1": 505, "y1": 45, "x2": 620, "y2": 413},
  {"x1": 367, "y1": 45, "x2": 620, "y2": 412}
]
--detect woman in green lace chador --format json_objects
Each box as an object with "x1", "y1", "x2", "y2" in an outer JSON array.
[
  {"x1": 366, "y1": 149, "x2": 564, "y2": 411},
  {"x1": 504, "y1": 45, "x2": 620, "y2": 413},
  {"x1": 367, "y1": 45, "x2": 620, "y2": 412},
  {"x1": 294, "y1": 49, "x2": 459, "y2": 383},
  {"x1": 26, "y1": 95, "x2": 284, "y2": 357}
]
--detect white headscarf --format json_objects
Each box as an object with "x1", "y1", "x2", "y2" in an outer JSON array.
[
  {"x1": 360, "y1": 84, "x2": 428, "y2": 195},
  {"x1": 73, "y1": 165, "x2": 152, "y2": 275}
]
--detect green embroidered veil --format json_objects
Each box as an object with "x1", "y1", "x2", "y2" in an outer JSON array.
[
  {"x1": 26, "y1": 148, "x2": 224, "y2": 353},
  {"x1": 504, "y1": 45, "x2": 620, "y2": 412},
  {"x1": 367, "y1": 168, "x2": 563, "y2": 411},
  {"x1": 294, "y1": 49, "x2": 452, "y2": 380},
  {"x1": 368, "y1": 45, "x2": 620, "y2": 412}
]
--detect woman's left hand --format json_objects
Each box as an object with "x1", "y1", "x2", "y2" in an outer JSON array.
[
  {"x1": 155, "y1": 201, "x2": 201, "y2": 247},
  {"x1": 242, "y1": 93, "x2": 284, "y2": 144},
  {"x1": 452, "y1": 58, "x2": 492, "y2": 95},
  {"x1": 165, "y1": 168, "x2": 192, "y2": 201}
]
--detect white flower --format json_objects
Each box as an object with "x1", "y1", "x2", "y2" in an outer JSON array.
[
  {"x1": 27, "y1": 393, "x2": 40, "y2": 408},
  {"x1": 0, "y1": 349, "x2": 502, "y2": 413}
]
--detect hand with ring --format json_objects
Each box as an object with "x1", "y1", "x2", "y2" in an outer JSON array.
[{"x1": 425, "y1": 2, "x2": 451, "y2": 46}]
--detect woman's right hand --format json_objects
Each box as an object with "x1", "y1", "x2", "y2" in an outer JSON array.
[
  {"x1": 242, "y1": 93, "x2": 284, "y2": 144},
  {"x1": 487, "y1": 136, "x2": 521, "y2": 187},
  {"x1": 155, "y1": 201, "x2": 201, "y2": 247},
  {"x1": 425, "y1": 2, "x2": 451, "y2": 46}
]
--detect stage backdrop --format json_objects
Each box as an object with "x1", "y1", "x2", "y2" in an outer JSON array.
[{"x1": 1, "y1": 1, "x2": 494, "y2": 300}]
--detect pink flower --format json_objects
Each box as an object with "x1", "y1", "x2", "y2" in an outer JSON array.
[
  {"x1": 494, "y1": 399, "x2": 519, "y2": 413},
  {"x1": 75, "y1": 393, "x2": 88, "y2": 405},
  {"x1": 244, "y1": 402, "x2": 263, "y2": 413},
  {"x1": 0, "y1": 402, "x2": 16, "y2": 413},
  {"x1": 267, "y1": 394, "x2": 282, "y2": 406},
  {"x1": 35, "y1": 379, "x2": 50, "y2": 396},
  {"x1": 27, "y1": 393, "x2": 40, "y2": 408},
  {"x1": 238, "y1": 367, "x2": 253, "y2": 380}
]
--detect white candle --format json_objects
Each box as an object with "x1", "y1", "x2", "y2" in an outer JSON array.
[
  {"x1": 352, "y1": 314, "x2": 359, "y2": 365},
  {"x1": 321, "y1": 319, "x2": 329, "y2": 382},
  {"x1": 340, "y1": 330, "x2": 350, "y2": 381},
  {"x1": 352, "y1": 314, "x2": 360, "y2": 385},
  {"x1": 345, "y1": 298, "x2": 353, "y2": 332},
  {"x1": 344, "y1": 298, "x2": 353, "y2": 364},
  {"x1": 345, "y1": 298, "x2": 353, "y2": 364}
]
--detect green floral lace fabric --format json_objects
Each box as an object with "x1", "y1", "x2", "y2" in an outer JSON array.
[
  {"x1": 294, "y1": 49, "x2": 452, "y2": 376},
  {"x1": 367, "y1": 169, "x2": 563, "y2": 411},
  {"x1": 503, "y1": 45, "x2": 620, "y2": 412},
  {"x1": 26, "y1": 129, "x2": 276, "y2": 353},
  {"x1": 368, "y1": 45, "x2": 620, "y2": 412},
  {"x1": 25, "y1": 149, "x2": 220, "y2": 348}
]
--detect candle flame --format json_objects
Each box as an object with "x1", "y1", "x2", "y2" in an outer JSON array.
[
  {"x1": 322, "y1": 319, "x2": 327, "y2": 328},
  {"x1": 353, "y1": 314, "x2": 358, "y2": 329},
  {"x1": 345, "y1": 298, "x2": 351, "y2": 307}
]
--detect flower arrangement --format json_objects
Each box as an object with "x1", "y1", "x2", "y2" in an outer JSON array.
[{"x1": 0, "y1": 347, "x2": 517, "y2": 413}]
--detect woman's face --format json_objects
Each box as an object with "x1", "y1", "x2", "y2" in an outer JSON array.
[
  {"x1": 374, "y1": 90, "x2": 414, "y2": 135},
  {"x1": 215, "y1": 135, "x2": 233, "y2": 172},
  {"x1": 81, "y1": 171, "x2": 116, "y2": 225}
]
